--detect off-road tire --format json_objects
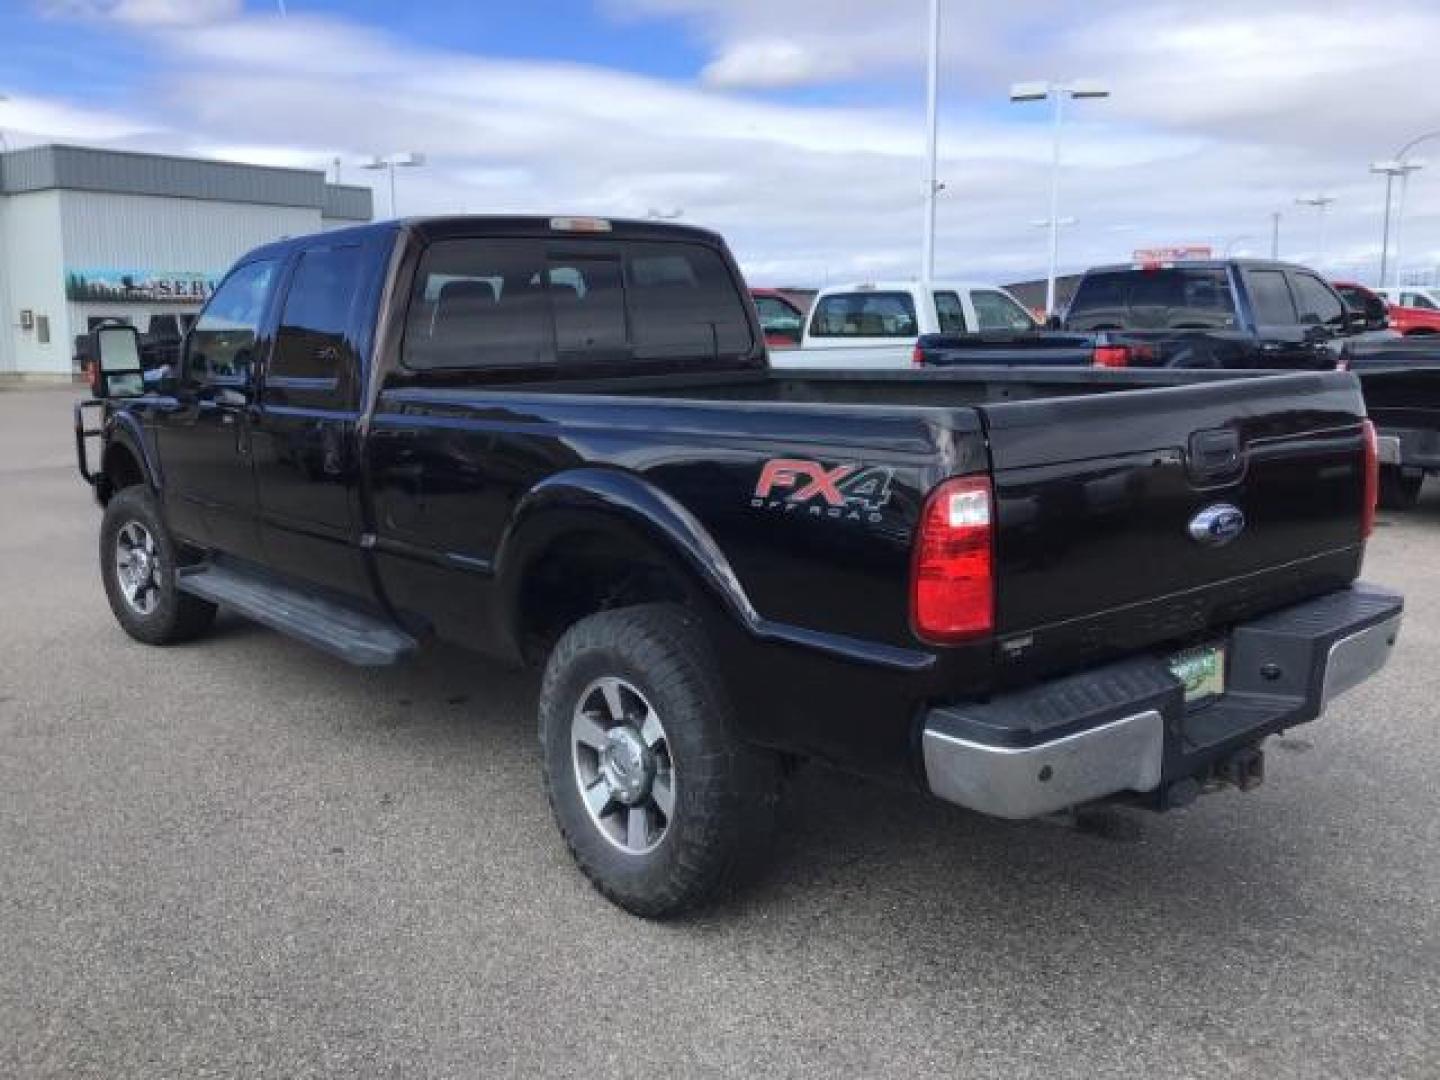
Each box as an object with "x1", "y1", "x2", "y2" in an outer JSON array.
[
  {"x1": 539, "y1": 604, "x2": 782, "y2": 918},
  {"x1": 100, "y1": 486, "x2": 217, "y2": 645}
]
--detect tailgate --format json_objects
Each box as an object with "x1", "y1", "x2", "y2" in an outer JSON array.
[{"x1": 979, "y1": 372, "x2": 1370, "y2": 682}]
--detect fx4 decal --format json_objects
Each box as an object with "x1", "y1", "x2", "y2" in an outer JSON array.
[{"x1": 752, "y1": 458, "x2": 895, "y2": 522}]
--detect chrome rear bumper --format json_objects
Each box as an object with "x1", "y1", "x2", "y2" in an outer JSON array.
[{"x1": 921, "y1": 585, "x2": 1402, "y2": 820}]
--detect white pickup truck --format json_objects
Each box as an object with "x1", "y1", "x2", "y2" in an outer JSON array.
[{"x1": 770, "y1": 280, "x2": 1037, "y2": 369}]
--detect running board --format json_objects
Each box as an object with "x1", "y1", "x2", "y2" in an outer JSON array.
[{"x1": 178, "y1": 562, "x2": 417, "y2": 666}]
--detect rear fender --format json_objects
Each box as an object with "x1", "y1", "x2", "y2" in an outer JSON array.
[{"x1": 491, "y1": 468, "x2": 758, "y2": 654}]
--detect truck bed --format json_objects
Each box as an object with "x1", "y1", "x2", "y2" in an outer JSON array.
[{"x1": 375, "y1": 366, "x2": 1369, "y2": 696}]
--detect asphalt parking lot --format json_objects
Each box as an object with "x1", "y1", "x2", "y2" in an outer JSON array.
[{"x1": 2, "y1": 384, "x2": 1436, "y2": 1079}]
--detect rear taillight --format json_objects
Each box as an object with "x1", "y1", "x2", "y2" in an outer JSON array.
[
  {"x1": 1093, "y1": 344, "x2": 1130, "y2": 368},
  {"x1": 911, "y1": 476, "x2": 994, "y2": 643},
  {"x1": 1362, "y1": 419, "x2": 1378, "y2": 539},
  {"x1": 911, "y1": 343, "x2": 924, "y2": 368}
]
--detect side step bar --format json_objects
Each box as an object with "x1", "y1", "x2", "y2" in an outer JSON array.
[{"x1": 178, "y1": 562, "x2": 418, "y2": 666}]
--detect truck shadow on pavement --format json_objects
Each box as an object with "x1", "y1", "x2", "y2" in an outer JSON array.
[{"x1": 214, "y1": 617, "x2": 1347, "y2": 985}]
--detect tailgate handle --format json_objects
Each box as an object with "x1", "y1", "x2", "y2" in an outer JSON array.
[{"x1": 1188, "y1": 428, "x2": 1244, "y2": 484}]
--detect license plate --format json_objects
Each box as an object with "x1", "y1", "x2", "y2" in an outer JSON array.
[{"x1": 1169, "y1": 642, "x2": 1226, "y2": 703}]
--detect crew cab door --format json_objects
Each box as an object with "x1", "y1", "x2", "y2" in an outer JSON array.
[
  {"x1": 157, "y1": 259, "x2": 279, "y2": 559},
  {"x1": 249, "y1": 238, "x2": 380, "y2": 601},
  {"x1": 1238, "y1": 266, "x2": 1325, "y2": 368}
]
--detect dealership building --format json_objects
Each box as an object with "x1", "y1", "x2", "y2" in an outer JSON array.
[{"x1": 0, "y1": 144, "x2": 373, "y2": 378}]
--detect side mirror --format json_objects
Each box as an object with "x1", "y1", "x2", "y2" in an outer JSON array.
[{"x1": 92, "y1": 325, "x2": 146, "y2": 398}]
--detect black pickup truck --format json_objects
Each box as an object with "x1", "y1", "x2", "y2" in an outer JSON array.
[
  {"x1": 76, "y1": 217, "x2": 1401, "y2": 916},
  {"x1": 916, "y1": 259, "x2": 1403, "y2": 370}
]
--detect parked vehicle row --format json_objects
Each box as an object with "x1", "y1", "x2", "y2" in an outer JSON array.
[{"x1": 78, "y1": 215, "x2": 1401, "y2": 917}]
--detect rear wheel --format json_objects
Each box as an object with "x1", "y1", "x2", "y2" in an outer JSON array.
[
  {"x1": 539, "y1": 604, "x2": 781, "y2": 918},
  {"x1": 100, "y1": 487, "x2": 217, "y2": 645},
  {"x1": 1378, "y1": 466, "x2": 1424, "y2": 511}
]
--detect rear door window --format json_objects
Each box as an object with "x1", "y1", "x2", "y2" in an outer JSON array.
[
  {"x1": 971, "y1": 289, "x2": 1036, "y2": 331},
  {"x1": 1290, "y1": 273, "x2": 1346, "y2": 327},
  {"x1": 271, "y1": 245, "x2": 365, "y2": 395},
  {"x1": 810, "y1": 292, "x2": 918, "y2": 338},
  {"x1": 933, "y1": 291, "x2": 967, "y2": 333},
  {"x1": 1243, "y1": 269, "x2": 1299, "y2": 326},
  {"x1": 624, "y1": 242, "x2": 753, "y2": 361},
  {"x1": 403, "y1": 239, "x2": 553, "y2": 371}
]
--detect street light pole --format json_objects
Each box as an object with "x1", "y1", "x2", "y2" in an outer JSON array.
[
  {"x1": 361, "y1": 152, "x2": 425, "y2": 218},
  {"x1": 1010, "y1": 78, "x2": 1110, "y2": 319},
  {"x1": 1387, "y1": 129, "x2": 1440, "y2": 287},
  {"x1": 920, "y1": 0, "x2": 940, "y2": 289},
  {"x1": 1270, "y1": 211, "x2": 1281, "y2": 259}
]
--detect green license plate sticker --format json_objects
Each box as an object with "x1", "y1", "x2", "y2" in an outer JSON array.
[{"x1": 1170, "y1": 643, "x2": 1226, "y2": 703}]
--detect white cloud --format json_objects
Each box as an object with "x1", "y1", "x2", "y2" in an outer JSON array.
[
  {"x1": 0, "y1": 94, "x2": 156, "y2": 144},
  {"x1": 701, "y1": 40, "x2": 858, "y2": 89}
]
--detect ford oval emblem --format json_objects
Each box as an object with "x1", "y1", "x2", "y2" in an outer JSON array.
[{"x1": 1188, "y1": 503, "x2": 1246, "y2": 546}]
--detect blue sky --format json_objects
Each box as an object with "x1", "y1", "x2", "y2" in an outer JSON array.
[{"x1": 2, "y1": 0, "x2": 1437, "y2": 285}]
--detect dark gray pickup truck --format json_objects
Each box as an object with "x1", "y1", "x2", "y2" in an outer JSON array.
[{"x1": 76, "y1": 216, "x2": 1403, "y2": 916}]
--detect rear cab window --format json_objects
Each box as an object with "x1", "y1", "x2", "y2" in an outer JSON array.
[
  {"x1": 401, "y1": 235, "x2": 753, "y2": 378},
  {"x1": 1067, "y1": 268, "x2": 1235, "y2": 330},
  {"x1": 809, "y1": 292, "x2": 918, "y2": 338}
]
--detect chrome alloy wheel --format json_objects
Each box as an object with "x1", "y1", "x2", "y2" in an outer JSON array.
[
  {"x1": 114, "y1": 520, "x2": 161, "y2": 616},
  {"x1": 571, "y1": 676, "x2": 676, "y2": 854}
]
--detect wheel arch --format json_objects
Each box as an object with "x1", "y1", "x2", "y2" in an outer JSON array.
[
  {"x1": 493, "y1": 468, "x2": 758, "y2": 665},
  {"x1": 98, "y1": 413, "x2": 160, "y2": 505}
]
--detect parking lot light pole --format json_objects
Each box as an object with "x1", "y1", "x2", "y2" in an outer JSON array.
[
  {"x1": 1010, "y1": 79, "x2": 1110, "y2": 319},
  {"x1": 1383, "y1": 129, "x2": 1440, "y2": 287},
  {"x1": 1295, "y1": 194, "x2": 1336, "y2": 268},
  {"x1": 362, "y1": 152, "x2": 426, "y2": 218},
  {"x1": 920, "y1": 0, "x2": 940, "y2": 290},
  {"x1": 1371, "y1": 160, "x2": 1422, "y2": 287}
]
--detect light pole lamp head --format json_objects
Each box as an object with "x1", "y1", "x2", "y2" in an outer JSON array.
[
  {"x1": 395, "y1": 152, "x2": 426, "y2": 169},
  {"x1": 1067, "y1": 78, "x2": 1111, "y2": 100},
  {"x1": 360, "y1": 155, "x2": 387, "y2": 171},
  {"x1": 1009, "y1": 81, "x2": 1050, "y2": 102}
]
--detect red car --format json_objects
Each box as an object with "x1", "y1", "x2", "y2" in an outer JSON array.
[{"x1": 1334, "y1": 281, "x2": 1440, "y2": 336}]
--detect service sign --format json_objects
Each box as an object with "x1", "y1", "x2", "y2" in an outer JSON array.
[{"x1": 64, "y1": 268, "x2": 220, "y2": 304}]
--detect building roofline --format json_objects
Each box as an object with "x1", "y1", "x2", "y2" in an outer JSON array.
[{"x1": 0, "y1": 143, "x2": 372, "y2": 221}]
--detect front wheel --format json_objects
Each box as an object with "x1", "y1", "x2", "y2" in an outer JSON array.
[
  {"x1": 1378, "y1": 466, "x2": 1424, "y2": 511},
  {"x1": 539, "y1": 604, "x2": 781, "y2": 918},
  {"x1": 100, "y1": 486, "x2": 217, "y2": 645}
]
